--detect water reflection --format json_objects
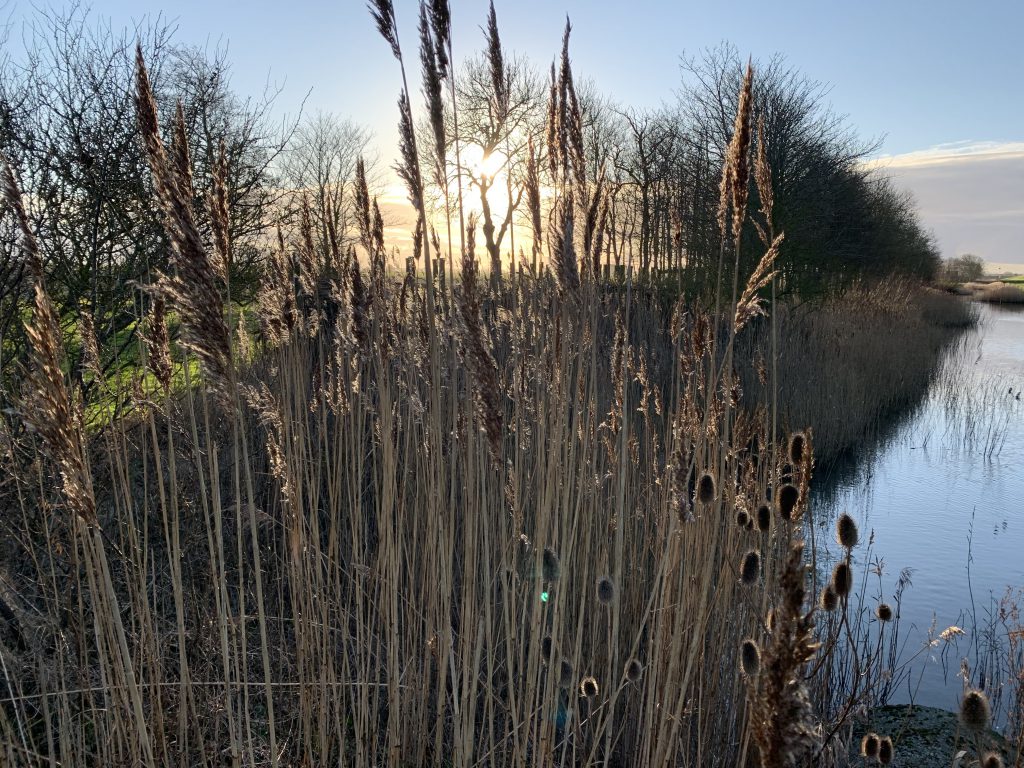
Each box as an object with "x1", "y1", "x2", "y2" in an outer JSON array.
[{"x1": 812, "y1": 302, "x2": 1024, "y2": 726}]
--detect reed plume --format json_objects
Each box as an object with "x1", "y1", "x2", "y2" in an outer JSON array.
[
  {"x1": 746, "y1": 541, "x2": 821, "y2": 766},
  {"x1": 144, "y1": 295, "x2": 173, "y2": 393},
  {"x1": 734, "y1": 232, "x2": 782, "y2": 333},
  {"x1": 419, "y1": 2, "x2": 446, "y2": 187},
  {"x1": 485, "y1": 2, "x2": 508, "y2": 124},
  {"x1": 368, "y1": 0, "x2": 401, "y2": 59},
  {"x1": 428, "y1": 0, "x2": 450, "y2": 77},
  {"x1": 457, "y1": 215, "x2": 503, "y2": 463},
  {"x1": 209, "y1": 138, "x2": 232, "y2": 281},
  {"x1": 550, "y1": 196, "x2": 580, "y2": 300},
  {"x1": 135, "y1": 45, "x2": 232, "y2": 401}
]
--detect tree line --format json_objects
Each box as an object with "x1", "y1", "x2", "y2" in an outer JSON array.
[{"x1": 0, "y1": 5, "x2": 940, "y2": 397}]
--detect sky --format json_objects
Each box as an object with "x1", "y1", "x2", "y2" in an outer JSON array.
[{"x1": 4, "y1": 0, "x2": 1022, "y2": 269}]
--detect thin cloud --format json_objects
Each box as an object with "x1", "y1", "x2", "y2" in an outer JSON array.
[{"x1": 866, "y1": 141, "x2": 1024, "y2": 169}]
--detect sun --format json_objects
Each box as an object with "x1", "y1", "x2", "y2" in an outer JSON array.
[{"x1": 461, "y1": 144, "x2": 507, "y2": 186}]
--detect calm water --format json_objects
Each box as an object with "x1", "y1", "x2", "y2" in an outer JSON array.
[{"x1": 813, "y1": 302, "x2": 1024, "y2": 724}]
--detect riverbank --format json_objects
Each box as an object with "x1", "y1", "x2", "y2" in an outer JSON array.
[
  {"x1": 851, "y1": 705, "x2": 1018, "y2": 767},
  {"x1": 741, "y1": 282, "x2": 976, "y2": 468}
]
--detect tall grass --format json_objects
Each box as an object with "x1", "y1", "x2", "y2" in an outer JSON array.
[{"x1": 0, "y1": 4, "x2": 985, "y2": 767}]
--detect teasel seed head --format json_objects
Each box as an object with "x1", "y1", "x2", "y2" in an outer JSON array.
[
  {"x1": 819, "y1": 584, "x2": 838, "y2": 612},
  {"x1": 756, "y1": 503, "x2": 771, "y2": 532},
  {"x1": 740, "y1": 639, "x2": 760, "y2": 676},
  {"x1": 876, "y1": 603, "x2": 893, "y2": 622},
  {"x1": 788, "y1": 431, "x2": 806, "y2": 465},
  {"x1": 740, "y1": 549, "x2": 761, "y2": 586},
  {"x1": 777, "y1": 483, "x2": 799, "y2": 520},
  {"x1": 831, "y1": 561, "x2": 853, "y2": 598},
  {"x1": 558, "y1": 659, "x2": 573, "y2": 688},
  {"x1": 696, "y1": 471, "x2": 716, "y2": 505},
  {"x1": 542, "y1": 547, "x2": 561, "y2": 583},
  {"x1": 836, "y1": 512, "x2": 859, "y2": 549},
  {"x1": 595, "y1": 576, "x2": 615, "y2": 605},
  {"x1": 959, "y1": 689, "x2": 991, "y2": 732},
  {"x1": 860, "y1": 733, "x2": 879, "y2": 758},
  {"x1": 878, "y1": 735, "x2": 893, "y2": 765},
  {"x1": 736, "y1": 509, "x2": 750, "y2": 529},
  {"x1": 625, "y1": 658, "x2": 643, "y2": 683},
  {"x1": 541, "y1": 635, "x2": 553, "y2": 664},
  {"x1": 982, "y1": 751, "x2": 1005, "y2": 768},
  {"x1": 579, "y1": 676, "x2": 598, "y2": 698}
]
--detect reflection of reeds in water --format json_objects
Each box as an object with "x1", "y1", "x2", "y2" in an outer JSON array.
[{"x1": 926, "y1": 325, "x2": 1020, "y2": 458}]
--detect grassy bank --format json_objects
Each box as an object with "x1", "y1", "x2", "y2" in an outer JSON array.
[{"x1": 959, "y1": 281, "x2": 1024, "y2": 304}]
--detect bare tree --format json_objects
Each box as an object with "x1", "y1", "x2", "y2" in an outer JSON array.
[
  {"x1": 0, "y1": 5, "x2": 289, "y2": 395},
  {"x1": 279, "y1": 112, "x2": 373, "y2": 258}
]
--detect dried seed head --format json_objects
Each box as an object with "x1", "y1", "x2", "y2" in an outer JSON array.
[
  {"x1": 579, "y1": 676, "x2": 598, "y2": 698},
  {"x1": 740, "y1": 550, "x2": 761, "y2": 585},
  {"x1": 625, "y1": 658, "x2": 643, "y2": 683},
  {"x1": 831, "y1": 561, "x2": 853, "y2": 598},
  {"x1": 789, "y1": 431, "x2": 806, "y2": 465},
  {"x1": 878, "y1": 736, "x2": 893, "y2": 765},
  {"x1": 860, "y1": 733, "x2": 879, "y2": 758},
  {"x1": 736, "y1": 509, "x2": 750, "y2": 528},
  {"x1": 756, "y1": 503, "x2": 771, "y2": 532},
  {"x1": 542, "y1": 547, "x2": 561, "y2": 583},
  {"x1": 558, "y1": 659, "x2": 574, "y2": 688},
  {"x1": 740, "y1": 639, "x2": 760, "y2": 676},
  {"x1": 959, "y1": 689, "x2": 991, "y2": 732},
  {"x1": 696, "y1": 471, "x2": 716, "y2": 505},
  {"x1": 982, "y1": 751, "x2": 1005, "y2": 768},
  {"x1": 777, "y1": 483, "x2": 799, "y2": 520},
  {"x1": 819, "y1": 584, "x2": 838, "y2": 612},
  {"x1": 595, "y1": 576, "x2": 615, "y2": 605},
  {"x1": 836, "y1": 513, "x2": 859, "y2": 549},
  {"x1": 541, "y1": 635, "x2": 553, "y2": 664},
  {"x1": 876, "y1": 603, "x2": 893, "y2": 622}
]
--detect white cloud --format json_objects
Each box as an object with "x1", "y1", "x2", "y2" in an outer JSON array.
[{"x1": 866, "y1": 141, "x2": 1024, "y2": 169}]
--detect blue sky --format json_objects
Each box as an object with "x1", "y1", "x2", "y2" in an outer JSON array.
[{"x1": 5, "y1": 0, "x2": 1023, "y2": 265}]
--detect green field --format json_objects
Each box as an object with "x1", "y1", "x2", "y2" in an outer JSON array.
[{"x1": 1005, "y1": 274, "x2": 1024, "y2": 284}]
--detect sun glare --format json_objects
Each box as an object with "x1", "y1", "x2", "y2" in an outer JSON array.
[{"x1": 462, "y1": 144, "x2": 507, "y2": 184}]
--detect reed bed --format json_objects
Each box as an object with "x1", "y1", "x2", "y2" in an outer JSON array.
[{"x1": 0, "y1": 3, "x2": 988, "y2": 766}]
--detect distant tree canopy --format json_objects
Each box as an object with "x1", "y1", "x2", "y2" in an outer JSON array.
[{"x1": 942, "y1": 253, "x2": 985, "y2": 283}]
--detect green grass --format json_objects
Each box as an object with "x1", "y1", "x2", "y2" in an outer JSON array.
[{"x1": 1004, "y1": 274, "x2": 1024, "y2": 284}]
